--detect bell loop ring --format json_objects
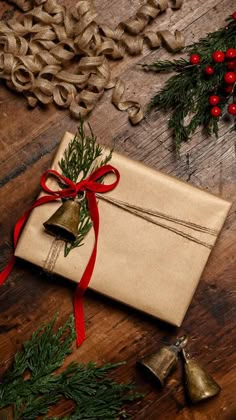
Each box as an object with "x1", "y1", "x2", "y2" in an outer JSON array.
[{"x1": 75, "y1": 190, "x2": 86, "y2": 203}]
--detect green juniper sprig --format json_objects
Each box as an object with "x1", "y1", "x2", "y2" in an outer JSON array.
[
  {"x1": 143, "y1": 12, "x2": 236, "y2": 152},
  {"x1": 0, "y1": 316, "x2": 141, "y2": 419},
  {"x1": 59, "y1": 118, "x2": 112, "y2": 256}
]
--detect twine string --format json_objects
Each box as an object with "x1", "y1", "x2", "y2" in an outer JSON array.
[
  {"x1": 97, "y1": 193, "x2": 217, "y2": 249},
  {"x1": 43, "y1": 188, "x2": 216, "y2": 275}
]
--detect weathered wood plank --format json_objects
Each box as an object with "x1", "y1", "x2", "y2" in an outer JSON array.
[{"x1": 0, "y1": 0, "x2": 235, "y2": 418}]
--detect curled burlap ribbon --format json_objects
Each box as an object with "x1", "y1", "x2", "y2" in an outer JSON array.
[{"x1": 2, "y1": 0, "x2": 185, "y2": 123}]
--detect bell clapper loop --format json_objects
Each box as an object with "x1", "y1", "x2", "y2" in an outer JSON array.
[
  {"x1": 175, "y1": 335, "x2": 188, "y2": 349},
  {"x1": 171, "y1": 335, "x2": 188, "y2": 354}
]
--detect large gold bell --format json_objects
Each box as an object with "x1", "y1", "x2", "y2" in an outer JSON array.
[
  {"x1": 43, "y1": 199, "x2": 80, "y2": 242},
  {"x1": 182, "y1": 349, "x2": 221, "y2": 404},
  {"x1": 137, "y1": 335, "x2": 188, "y2": 387}
]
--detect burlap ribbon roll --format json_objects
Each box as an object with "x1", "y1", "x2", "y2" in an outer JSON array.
[{"x1": 2, "y1": 0, "x2": 185, "y2": 123}]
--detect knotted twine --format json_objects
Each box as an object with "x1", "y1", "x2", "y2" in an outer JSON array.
[{"x1": 1, "y1": 0, "x2": 185, "y2": 124}]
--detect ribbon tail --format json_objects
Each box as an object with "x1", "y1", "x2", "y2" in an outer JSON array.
[
  {"x1": 0, "y1": 195, "x2": 60, "y2": 286},
  {"x1": 73, "y1": 290, "x2": 86, "y2": 346},
  {"x1": 0, "y1": 256, "x2": 16, "y2": 286},
  {"x1": 74, "y1": 191, "x2": 99, "y2": 347}
]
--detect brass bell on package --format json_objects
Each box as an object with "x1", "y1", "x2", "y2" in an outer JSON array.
[
  {"x1": 137, "y1": 335, "x2": 188, "y2": 387},
  {"x1": 43, "y1": 199, "x2": 80, "y2": 242},
  {"x1": 182, "y1": 349, "x2": 221, "y2": 404}
]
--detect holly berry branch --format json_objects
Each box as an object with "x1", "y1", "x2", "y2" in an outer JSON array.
[{"x1": 143, "y1": 12, "x2": 236, "y2": 152}]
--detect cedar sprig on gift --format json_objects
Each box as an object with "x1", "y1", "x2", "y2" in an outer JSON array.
[
  {"x1": 143, "y1": 12, "x2": 236, "y2": 151},
  {"x1": 0, "y1": 316, "x2": 141, "y2": 419},
  {"x1": 59, "y1": 119, "x2": 112, "y2": 256}
]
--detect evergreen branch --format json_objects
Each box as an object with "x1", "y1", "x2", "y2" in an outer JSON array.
[
  {"x1": 142, "y1": 58, "x2": 189, "y2": 73},
  {"x1": 186, "y1": 19, "x2": 236, "y2": 59},
  {"x1": 143, "y1": 13, "x2": 236, "y2": 151},
  {"x1": 0, "y1": 316, "x2": 142, "y2": 419},
  {"x1": 58, "y1": 118, "x2": 112, "y2": 256}
]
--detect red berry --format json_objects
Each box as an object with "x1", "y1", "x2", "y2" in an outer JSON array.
[
  {"x1": 209, "y1": 95, "x2": 220, "y2": 106},
  {"x1": 225, "y1": 48, "x2": 236, "y2": 59},
  {"x1": 227, "y1": 60, "x2": 236, "y2": 70},
  {"x1": 211, "y1": 106, "x2": 221, "y2": 117},
  {"x1": 190, "y1": 54, "x2": 201, "y2": 65},
  {"x1": 212, "y1": 50, "x2": 225, "y2": 63},
  {"x1": 224, "y1": 71, "x2": 236, "y2": 84},
  {"x1": 228, "y1": 103, "x2": 236, "y2": 115},
  {"x1": 205, "y1": 66, "x2": 214, "y2": 75},
  {"x1": 233, "y1": 12, "x2": 236, "y2": 20},
  {"x1": 225, "y1": 84, "x2": 234, "y2": 94}
]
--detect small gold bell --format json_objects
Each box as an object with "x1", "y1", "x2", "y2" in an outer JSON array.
[
  {"x1": 182, "y1": 349, "x2": 221, "y2": 404},
  {"x1": 137, "y1": 335, "x2": 188, "y2": 387},
  {"x1": 43, "y1": 199, "x2": 80, "y2": 242}
]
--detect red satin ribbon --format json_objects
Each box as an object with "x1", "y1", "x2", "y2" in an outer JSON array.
[{"x1": 0, "y1": 165, "x2": 120, "y2": 346}]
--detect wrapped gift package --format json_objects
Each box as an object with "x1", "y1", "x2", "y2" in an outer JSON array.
[{"x1": 15, "y1": 132, "x2": 231, "y2": 327}]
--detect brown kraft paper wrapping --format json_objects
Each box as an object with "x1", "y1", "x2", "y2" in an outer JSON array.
[{"x1": 15, "y1": 132, "x2": 231, "y2": 327}]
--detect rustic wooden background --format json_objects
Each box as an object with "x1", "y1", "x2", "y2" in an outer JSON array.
[{"x1": 0, "y1": 0, "x2": 236, "y2": 419}]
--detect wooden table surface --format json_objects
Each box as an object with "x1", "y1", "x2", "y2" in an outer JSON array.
[{"x1": 0, "y1": 1, "x2": 236, "y2": 419}]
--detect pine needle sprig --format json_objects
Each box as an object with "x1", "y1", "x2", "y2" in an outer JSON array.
[
  {"x1": 187, "y1": 18, "x2": 236, "y2": 59},
  {"x1": 143, "y1": 57, "x2": 189, "y2": 73},
  {"x1": 0, "y1": 316, "x2": 141, "y2": 419},
  {"x1": 143, "y1": 13, "x2": 236, "y2": 151},
  {"x1": 59, "y1": 120, "x2": 111, "y2": 183},
  {"x1": 3, "y1": 315, "x2": 75, "y2": 384},
  {"x1": 58, "y1": 118, "x2": 112, "y2": 256}
]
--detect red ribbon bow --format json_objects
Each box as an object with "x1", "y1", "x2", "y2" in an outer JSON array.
[{"x1": 0, "y1": 164, "x2": 120, "y2": 346}]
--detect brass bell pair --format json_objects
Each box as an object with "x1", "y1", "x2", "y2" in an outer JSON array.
[{"x1": 137, "y1": 335, "x2": 221, "y2": 404}]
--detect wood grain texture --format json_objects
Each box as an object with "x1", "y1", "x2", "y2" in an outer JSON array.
[{"x1": 0, "y1": 1, "x2": 236, "y2": 419}]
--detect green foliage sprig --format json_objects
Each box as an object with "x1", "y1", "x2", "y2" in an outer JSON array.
[
  {"x1": 59, "y1": 119, "x2": 112, "y2": 256},
  {"x1": 0, "y1": 316, "x2": 141, "y2": 419},
  {"x1": 143, "y1": 13, "x2": 236, "y2": 152}
]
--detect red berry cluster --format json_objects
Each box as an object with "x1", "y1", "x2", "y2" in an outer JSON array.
[
  {"x1": 208, "y1": 48, "x2": 236, "y2": 117},
  {"x1": 205, "y1": 49, "x2": 236, "y2": 77},
  {"x1": 189, "y1": 47, "x2": 236, "y2": 117},
  {"x1": 208, "y1": 98, "x2": 236, "y2": 117},
  {"x1": 189, "y1": 13, "x2": 236, "y2": 119},
  {"x1": 189, "y1": 48, "x2": 236, "y2": 77},
  {"x1": 208, "y1": 95, "x2": 221, "y2": 117}
]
